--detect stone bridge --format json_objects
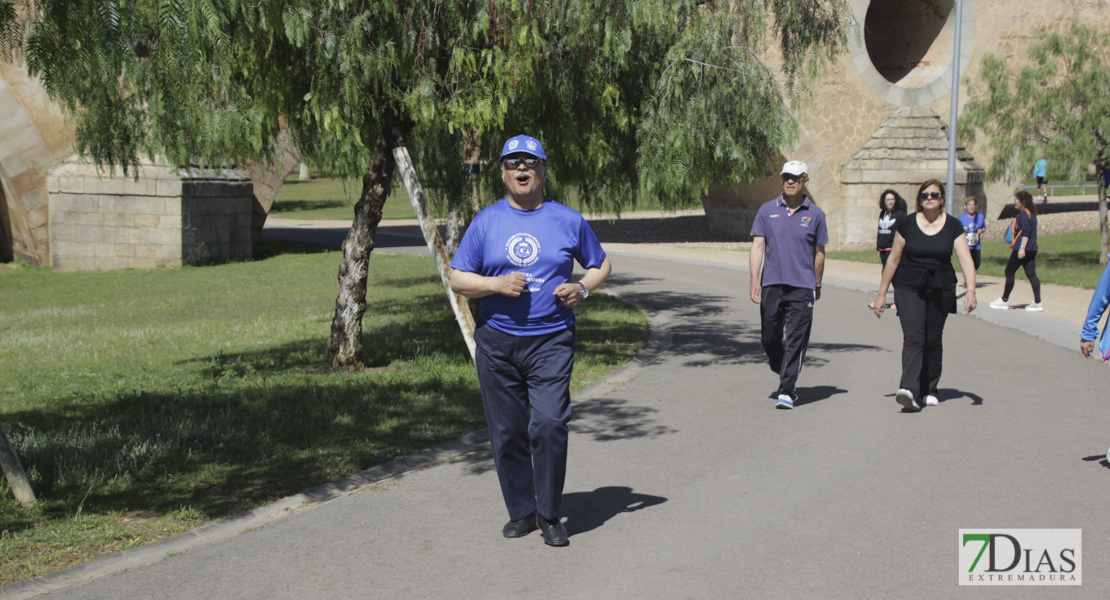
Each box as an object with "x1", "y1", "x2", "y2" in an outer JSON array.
[
  {"x1": 703, "y1": 0, "x2": 1107, "y2": 243},
  {"x1": 0, "y1": 61, "x2": 73, "y2": 266},
  {"x1": 0, "y1": 64, "x2": 297, "y2": 270},
  {"x1": 2, "y1": 1, "x2": 1106, "y2": 266}
]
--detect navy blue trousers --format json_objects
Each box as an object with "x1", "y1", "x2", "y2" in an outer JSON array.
[
  {"x1": 474, "y1": 323, "x2": 574, "y2": 522},
  {"x1": 760, "y1": 284, "x2": 815, "y2": 396}
]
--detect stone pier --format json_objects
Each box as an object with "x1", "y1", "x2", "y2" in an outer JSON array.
[{"x1": 47, "y1": 161, "x2": 254, "y2": 271}]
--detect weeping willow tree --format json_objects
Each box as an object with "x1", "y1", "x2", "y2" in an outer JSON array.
[
  {"x1": 962, "y1": 25, "x2": 1110, "y2": 263},
  {"x1": 0, "y1": 0, "x2": 848, "y2": 366}
]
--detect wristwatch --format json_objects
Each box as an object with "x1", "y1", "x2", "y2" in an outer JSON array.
[{"x1": 577, "y1": 281, "x2": 589, "y2": 299}]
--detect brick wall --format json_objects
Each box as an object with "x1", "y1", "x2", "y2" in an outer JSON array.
[{"x1": 47, "y1": 161, "x2": 253, "y2": 271}]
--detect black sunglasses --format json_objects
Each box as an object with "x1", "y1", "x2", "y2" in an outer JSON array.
[
  {"x1": 782, "y1": 174, "x2": 804, "y2": 183},
  {"x1": 503, "y1": 156, "x2": 543, "y2": 169},
  {"x1": 919, "y1": 191, "x2": 943, "y2": 200}
]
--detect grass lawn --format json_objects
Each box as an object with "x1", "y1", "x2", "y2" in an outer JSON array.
[
  {"x1": 826, "y1": 229, "x2": 1106, "y2": 290},
  {"x1": 269, "y1": 177, "x2": 415, "y2": 220},
  {"x1": 0, "y1": 242, "x2": 648, "y2": 584},
  {"x1": 270, "y1": 176, "x2": 678, "y2": 220}
]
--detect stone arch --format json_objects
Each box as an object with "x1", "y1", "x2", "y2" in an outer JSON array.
[
  {"x1": 0, "y1": 61, "x2": 299, "y2": 269},
  {"x1": 0, "y1": 61, "x2": 75, "y2": 266},
  {"x1": 848, "y1": 0, "x2": 975, "y2": 106}
]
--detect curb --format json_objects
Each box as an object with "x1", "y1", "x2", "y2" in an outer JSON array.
[{"x1": 2, "y1": 305, "x2": 671, "y2": 600}]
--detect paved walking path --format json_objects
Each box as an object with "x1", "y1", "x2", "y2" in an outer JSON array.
[{"x1": 10, "y1": 217, "x2": 1110, "y2": 599}]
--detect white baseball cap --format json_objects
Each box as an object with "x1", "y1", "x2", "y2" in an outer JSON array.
[{"x1": 781, "y1": 160, "x2": 808, "y2": 177}]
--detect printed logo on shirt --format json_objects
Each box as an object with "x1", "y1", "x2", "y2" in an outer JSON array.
[
  {"x1": 878, "y1": 213, "x2": 898, "y2": 234},
  {"x1": 506, "y1": 233, "x2": 541, "y2": 268},
  {"x1": 769, "y1": 213, "x2": 781, "y2": 218},
  {"x1": 801, "y1": 216, "x2": 812, "y2": 228},
  {"x1": 520, "y1": 272, "x2": 544, "y2": 293}
]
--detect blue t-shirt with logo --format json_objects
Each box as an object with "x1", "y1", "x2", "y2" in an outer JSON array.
[
  {"x1": 957, "y1": 211, "x2": 986, "y2": 250},
  {"x1": 750, "y1": 195, "x2": 828, "y2": 289},
  {"x1": 451, "y1": 198, "x2": 607, "y2": 336}
]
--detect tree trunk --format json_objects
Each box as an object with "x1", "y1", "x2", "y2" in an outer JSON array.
[
  {"x1": 326, "y1": 134, "x2": 393, "y2": 368},
  {"x1": 445, "y1": 192, "x2": 464, "y2": 258},
  {"x1": 390, "y1": 128, "x2": 477, "y2": 360},
  {"x1": 0, "y1": 420, "x2": 35, "y2": 507},
  {"x1": 1100, "y1": 165, "x2": 1108, "y2": 266},
  {"x1": 446, "y1": 129, "x2": 483, "y2": 256},
  {"x1": 461, "y1": 130, "x2": 484, "y2": 322}
]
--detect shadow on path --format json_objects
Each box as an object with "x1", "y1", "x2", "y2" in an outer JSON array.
[
  {"x1": 573, "y1": 398, "x2": 678, "y2": 441},
  {"x1": 794, "y1": 385, "x2": 848, "y2": 408},
  {"x1": 1081, "y1": 455, "x2": 1110, "y2": 471},
  {"x1": 456, "y1": 395, "x2": 679, "y2": 478},
  {"x1": 562, "y1": 486, "x2": 669, "y2": 537},
  {"x1": 938, "y1": 388, "x2": 984, "y2": 406}
]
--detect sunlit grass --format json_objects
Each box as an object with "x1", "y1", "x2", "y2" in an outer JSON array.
[
  {"x1": 827, "y1": 230, "x2": 1106, "y2": 290},
  {"x1": 0, "y1": 243, "x2": 648, "y2": 583},
  {"x1": 270, "y1": 176, "x2": 676, "y2": 220}
]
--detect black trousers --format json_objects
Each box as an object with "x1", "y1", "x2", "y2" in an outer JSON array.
[
  {"x1": 760, "y1": 284, "x2": 815, "y2": 395},
  {"x1": 894, "y1": 286, "x2": 955, "y2": 399},
  {"x1": 1002, "y1": 249, "x2": 1040, "y2": 303},
  {"x1": 474, "y1": 323, "x2": 574, "y2": 522},
  {"x1": 969, "y1": 249, "x2": 981, "y2": 270}
]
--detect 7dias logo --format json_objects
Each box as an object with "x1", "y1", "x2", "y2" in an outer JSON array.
[{"x1": 959, "y1": 529, "x2": 1081, "y2": 586}]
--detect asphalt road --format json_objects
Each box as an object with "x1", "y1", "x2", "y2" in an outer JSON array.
[{"x1": 14, "y1": 222, "x2": 1110, "y2": 599}]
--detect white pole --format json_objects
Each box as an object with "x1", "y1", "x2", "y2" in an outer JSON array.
[{"x1": 946, "y1": 0, "x2": 964, "y2": 215}]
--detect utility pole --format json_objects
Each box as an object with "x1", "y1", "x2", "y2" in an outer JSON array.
[{"x1": 945, "y1": 0, "x2": 965, "y2": 215}]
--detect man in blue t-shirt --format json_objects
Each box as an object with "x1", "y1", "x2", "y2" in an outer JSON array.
[
  {"x1": 450, "y1": 134, "x2": 611, "y2": 547},
  {"x1": 749, "y1": 160, "x2": 828, "y2": 409}
]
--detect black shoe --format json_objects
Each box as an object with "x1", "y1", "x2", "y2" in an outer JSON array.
[
  {"x1": 502, "y1": 512, "x2": 537, "y2": 538},
  {"x1": 536, "y1": 514, "x2": 569, "y2": 547}
]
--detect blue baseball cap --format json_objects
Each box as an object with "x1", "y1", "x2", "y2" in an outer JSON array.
[{"x1": 499, "y1": 134, "x2": 547, "y2": 161}]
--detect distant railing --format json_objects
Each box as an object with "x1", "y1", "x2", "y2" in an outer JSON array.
[{"x1": 1015, "y1": 182, "x2": 1103, "y2": 196}]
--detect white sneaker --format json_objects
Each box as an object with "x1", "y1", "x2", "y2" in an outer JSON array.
[
  {"x1": 924, "y1": 395, "x2": 939, "y2": 406},
  {"x1": 775, "y1": 393, "x2": 795, "y2": 410},
  {"x1": 895, "y1": 389, "x2": 920, "y2": 412},
  {"x1": 1025, "y1": 302, "x2": 1044, "y2": 312},
  {"x1": 989, "y1": 298, "x2": 1009, "y2": 310}
]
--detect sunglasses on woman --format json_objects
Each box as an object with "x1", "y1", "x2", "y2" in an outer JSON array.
[
  {"x1": 919, "y1": 191, "x2": 942, "y2": 200},
  {"x1": 503, "y1": 157, "x2": 543, "y2": 169}
]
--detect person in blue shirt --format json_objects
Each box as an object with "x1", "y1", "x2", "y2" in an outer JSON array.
[
  {"x1": 1034, "y1": 156, "x2": 1048, "y2": 203},
  {"x1": 1080, "y1": 257, "x2": 1110, "y2": 361},
  {"x1": 450, "y1": 134, "x2": 611, "y2": 547},
  {"x1": 957, "y1": 196, "x2": 986, "y2": 279}
]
